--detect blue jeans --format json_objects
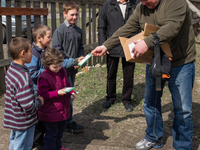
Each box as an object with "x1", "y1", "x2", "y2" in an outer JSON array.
[
  {"x1": 9, "y1": 125, "x2": 35, "y2": 150},
  {"x1": 144, "y1": 62, "x2": 195, "y2": 150},
  {"x1": 66, "y1": 74, "x2": 75, "y2": 124},
  {"x1": 43, "y1": 121, "x2": 66, "y2": 150}
]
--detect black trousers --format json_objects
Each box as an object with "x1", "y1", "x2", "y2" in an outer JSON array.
[
  {"x1": 106, "y1": 55, "x2": 135, "y2": 104},
  {"x1": 33, "y1": 121, "x2": 45, "y2": 147}
]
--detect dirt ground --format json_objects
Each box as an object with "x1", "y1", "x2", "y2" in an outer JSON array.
[{"x1": 0, "y1": 85, "x2": 200, "y2": 150}]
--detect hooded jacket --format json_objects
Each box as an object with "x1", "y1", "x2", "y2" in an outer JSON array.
[{"x1": 37, "y1": 67, "x2": 74, "y2": 122}]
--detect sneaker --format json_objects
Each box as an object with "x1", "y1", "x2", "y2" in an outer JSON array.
[
  {"x1": 65, "y1": 121, "x2": 84, "y2": 133},
  {"x1": 124, "y1": 103, "x2": 133, "y2": 112},
  {"x1": 60, "y1": 147, "x2": 69, "y2": 150},
  {"x1": 135, "y1": 139, "x2": 163, "y2": 150}
]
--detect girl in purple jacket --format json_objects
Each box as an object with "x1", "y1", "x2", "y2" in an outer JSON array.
[{"x1": 37, "y1": 48, "x2": 76, "y2": 150}]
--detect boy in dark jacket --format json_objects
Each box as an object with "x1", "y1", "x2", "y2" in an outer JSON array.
[{"x1": 98, "y1": 0, "x2": 140, "y2": 111}]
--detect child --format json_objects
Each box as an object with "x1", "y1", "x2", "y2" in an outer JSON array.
[
  {"x1": 3, "y1": 37, "x2": 44, "y2": 150},
  {"x1": 52, "y1": 1, "x2": 84, "y2": 133},
  {"x1": 25, "y1": 24, "x2": 84, "y2": 149},
  {"x1": 37, "y1": 48, "x2": 76, "y2": 150}
]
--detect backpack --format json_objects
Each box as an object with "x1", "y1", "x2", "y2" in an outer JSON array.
[{"x1": 149, "y1": 32, "x2": 172, "y2": 91}]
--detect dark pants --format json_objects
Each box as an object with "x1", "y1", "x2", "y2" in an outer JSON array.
[
  {"x1": 33, "y1": 121, "x2": 45, "y2": 147},
  {"x1": 106, "y1": 55, "x2": 135, "y2": 104},
  {"x1": 43, "y1": 120, "x2": 66, "y2": 150}
]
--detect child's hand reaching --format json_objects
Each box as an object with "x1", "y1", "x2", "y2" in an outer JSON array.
[
  {"x1": 39, "y1": 96, "x2": 44, "y2": 105},
  {"x1": 78, "y1": 56, "x2": 85, "y2": 62},
  {"x1": 71, "y1": 92, "x2": 76, "y2": 100},
  {"x1": 58, "y1": 88, "x2": 67, "y2": 96}
]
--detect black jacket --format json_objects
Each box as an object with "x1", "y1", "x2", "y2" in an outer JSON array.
[{"x1": 98, "y1": 0, "x2": 140, "y2": 57}]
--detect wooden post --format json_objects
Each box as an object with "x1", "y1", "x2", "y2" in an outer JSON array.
[
  {"x1": 0, "y1": 0, "x2": 5, "y2": 94},
  {"x1": 92, "y1": 4, "x2": 97, "y2": 65},
  {"x1": 82, "y1": 4, "x2": 86, "y2": 45},
  {"x1": 51, "y1": 2, "x2": 57, "y2": 34},
  {"x1": 15, "y1": 0, "x2": 22, "y2": 37},
  {"x1": 25, "y1": 1, "x2": 32, "y2": 41},
  {"x1": 6, "y1": 0, "x2": 11, "y2": 57}
]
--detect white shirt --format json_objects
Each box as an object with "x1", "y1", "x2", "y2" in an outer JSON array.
[{"x1": 117, "y1": 0, "x2": 129, "y2": 19}]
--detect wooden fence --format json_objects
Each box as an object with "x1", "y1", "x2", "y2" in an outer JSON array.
[{"x1": 0, "y1": 0, "x2": 200, "y2": 94}]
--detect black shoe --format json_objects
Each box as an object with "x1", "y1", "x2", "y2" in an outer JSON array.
[
  {"x1": 124, "y1": 103, "x2": 133, "y2": 112},
  {"x1": 103, "y1": 100, "x2": 112, "y2": 109},
  {"x1": 65, "y1": 121, "x2": 84, "y2": 133}
]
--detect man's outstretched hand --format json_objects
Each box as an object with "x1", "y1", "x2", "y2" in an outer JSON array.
[{"x1": 91, "y1": 45, "x2": 107, "y2": 56}]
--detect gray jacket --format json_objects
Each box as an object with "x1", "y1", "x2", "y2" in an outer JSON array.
[{"x1": 52, "y1": 20, "x2": 84, "y2": 75}]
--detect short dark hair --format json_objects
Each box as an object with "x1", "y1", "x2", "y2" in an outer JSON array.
[
  {"x1": 42, "y1": 48, "x2": 64, "y2": 68},
  {"x1": 9, "y1": 37, "x2": 31, "y2": 60},
  {"x1": 63, "y1": 2, "x2": 79, "y2": 14},
  {"x1": 32, "y1": 25, "x2": 51, "y2": 43}
]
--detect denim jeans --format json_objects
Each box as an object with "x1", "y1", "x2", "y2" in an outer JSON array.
[
  {"x1": 9, "y1": 125, "x2": 35, "y2": 150},
  {"x1": 66, "y1": 74, "x2": 75, "y2": 124},
  {"x1": 143, "y1": 61, "x2": 195, "y2": 150}
]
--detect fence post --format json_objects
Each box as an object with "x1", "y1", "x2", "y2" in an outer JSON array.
[{"x1": 0, "y1": 0, "x2": 5, "y2": 94}]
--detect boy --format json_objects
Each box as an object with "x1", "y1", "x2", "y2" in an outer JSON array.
[
  {"x1": 52, "y1": 2, "x2": 84, "y2": 133},
  {"x1": 26, "y1": 24, "x2": 84, "y2": 149},
  {"x1": 3, "y1": 37, "x2": 44, "y2": 150}
]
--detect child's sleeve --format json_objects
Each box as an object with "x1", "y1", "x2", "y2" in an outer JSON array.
[
  {"x1": 37, "y1": 78, "x2": 59, "y2": 100},
  {"x1": 62, "y1": 58, "x2": 75, "y2": 69},
  {"x1": 25, "y1": 55, "x2": 44, "y2": 80},
  {"x1": 16, "y1": 82, "x2": 42, "y2": 113}
]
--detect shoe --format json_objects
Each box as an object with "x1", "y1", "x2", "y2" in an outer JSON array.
[
  {"x1": 103, "y1": 100, "x2": 112, "y2": 109},
  {"x1": 65, "y1": 121, "x2": 84, "y2": 133},
  {"x1": 60, "y1": 147, "x2": 69, "y2": 150},
  {"x1": 135, "y1": 139, "x2": 163, "y2": 150},
  {"x1": 124, "y1": 103, "x2": 133, "y2": 112}
]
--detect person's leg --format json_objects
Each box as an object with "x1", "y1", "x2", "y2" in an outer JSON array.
[
  {"x1": 33, "y1": 121, "x2": 45, "y2": 149},
  {"x1": 66, "y1": 74, "x2": 84, "y2": 133},
  {"x1": 168, "y1": 62, "x2": 194, "y2": 150},
  {"x1": 136, "y1": 65, "x2": 165, "y2": 150},
  {"x1": 103, "y1": 55, "x2": 119, "y2": 108},
  {"x1": 43, "y1": 122, "x2": 59, "y2": 150},
  {"x1": 10, "y1": 125, "x2": 35, "y2": 150},
  {"x1": 9, "y1": 130, "x2": 15, "y2": 150},
  {"x1": 66, "y1": 74, "x2": 75, "y2": 124},
  {"x1": 143, "y1": 65, "x2": 165, "y2": 142},
  {"x1": 56, "y1": 120, "x2": 66, "y2": 150},
  {"x1": 121, "y1": 57, "x2": 135, "y2": 112}
]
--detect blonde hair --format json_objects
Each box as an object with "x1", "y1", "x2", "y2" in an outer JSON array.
[
  {"x1": 32, "y1": 25, "x2": 51, "y2": 43},
  {"x1": 63, "y1": 2, "x2": 79, "y2": 14},
  {"x1": 9, "y1": 37, "x2": 31, "y2": 60},
  {"x1": 42, "y1": 48, "x2": 64, "y2": 68}
]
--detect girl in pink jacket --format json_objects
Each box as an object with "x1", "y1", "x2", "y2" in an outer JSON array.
[{"x1": 37, "y1": 48, "x2": 76, "y2": 150}]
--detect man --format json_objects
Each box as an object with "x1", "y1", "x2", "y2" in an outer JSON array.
[
  {"x1": 91, "y1": 0, "x2": 196, "y2": 150},
  {"x1": 98, "y1": 0, "x2": 140, "y2": 112}
]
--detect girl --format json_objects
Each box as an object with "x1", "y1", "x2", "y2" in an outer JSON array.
[{"x1": 37, "y1": 48, "x2": 76, "y2": 150}]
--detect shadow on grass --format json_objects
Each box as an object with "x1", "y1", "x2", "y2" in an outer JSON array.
[
  {"x1": 161, "y1": 102, "x2": 200, "y2": 150},
  {"x1": 63, "y1": 82, "x2": 146, "y2": 150}
]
